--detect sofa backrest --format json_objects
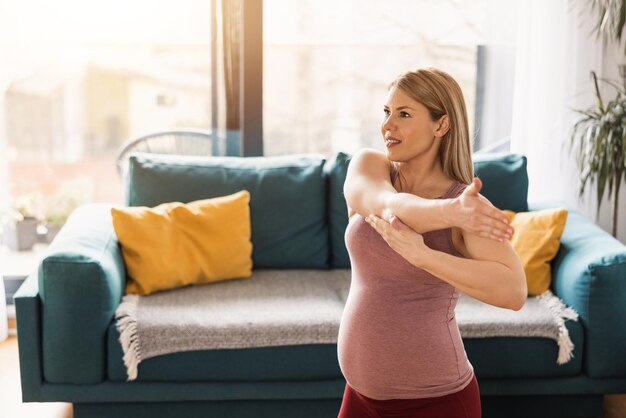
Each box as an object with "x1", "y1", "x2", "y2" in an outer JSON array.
[
  {"x1": 126, "y1": 153, "x2": 329, "y2": 269},
  {"x1": 326, "y1": 152, "x2": 529, "y2": 268},
  {"x1": 125, "y1": 151, "x2": 528, "y2": 270}
]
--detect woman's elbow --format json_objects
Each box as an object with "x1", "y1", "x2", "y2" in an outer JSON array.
[
  {"x1": 509, "y1": 293, "x2": 527, "y2": 311},
  {"x1": 509, "y1": 276, "x2": 528, "y2": 311}
]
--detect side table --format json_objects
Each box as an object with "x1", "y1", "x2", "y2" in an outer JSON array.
[{"x1": 0, "y1": 243, "x2": 49, "y2": 336}]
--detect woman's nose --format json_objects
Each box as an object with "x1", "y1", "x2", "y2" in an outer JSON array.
[{"x1": 382, "y1": 115, "x2": 395, "y2": 131}]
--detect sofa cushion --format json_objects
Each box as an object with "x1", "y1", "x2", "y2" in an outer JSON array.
[
  {"x1": 326, "y1": 152, "x2": 529, "y2": 268},
  {"x1": 107, "y1": 322, "x2": 343, "y2": 382},
  {"x1": 106, "y1": 266, "x2": 583, "y2": 382},
  {"x1": 106, "y1": 314, "x2": 583, "y2": 382},
  {"x1": 112, "y1": 190, "x2": 253, "y2": 296},
  {"x1": 473, "y1": 153, "x2": 529, "y2": 212},
  {"x1": 464, "y1": 318, "x2": 583, "y2": 378},
  {"x1": 503, "y1": 208, "x2": 568, "y2": 296},
  {"x1": 325, "y1": 152, "x2": 351, "y2": 269},
  {"x1": 108, "y1": 268, "x2": 352, "y2": 382},
  {"x1": 126, "y1": 153, "x2": 329, "y2": 269}
]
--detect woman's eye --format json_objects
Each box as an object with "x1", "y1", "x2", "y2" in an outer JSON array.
[
  {"x1": 400, "y1": 112, "x2": 410, "y2": 118},
  {"x1": 383, "y1": 109, "x2": 390, "y2": 116}
]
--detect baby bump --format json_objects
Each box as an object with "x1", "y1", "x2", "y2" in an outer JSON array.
[{"x1": 337, "y1": 293, "x2": 464, "y2": 392}]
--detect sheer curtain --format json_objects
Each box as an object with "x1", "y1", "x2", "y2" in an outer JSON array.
[
  {"x1": 0, "y1": 79, "x2": 8, "y2": 214},
  {"x1": 510, "y1": 0, "x2": 605, "y2": 217}
]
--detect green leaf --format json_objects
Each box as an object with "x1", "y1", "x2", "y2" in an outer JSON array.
[
  {"x1": 597, "y1": 154, "x2": 608, "y2": 213},
  {"x1": 617, "y1": 0, "x2": 626, "y2": 43},
  {"x1": 568, "y1": 58, "x2": 626, "y2": 219},
  {"x1": 592, "y1": 71, "x2": 606, "y2": 113},
  {"x1": 622, "y1": 129, "x2": 626, "y2": 169},
  {"x1": 573, "y1": 109, "x2": 600, "y2": 119}
]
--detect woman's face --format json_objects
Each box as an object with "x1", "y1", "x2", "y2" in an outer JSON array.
[{"x1": 381, "y1": 86, "x2": 445, "y2": 162}]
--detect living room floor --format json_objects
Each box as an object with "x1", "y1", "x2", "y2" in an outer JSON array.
[{"x1": 1, "y1": 335, "x2": 625, "y2": 418}]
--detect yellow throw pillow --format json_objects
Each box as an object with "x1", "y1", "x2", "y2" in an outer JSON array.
[
  {"x1": 502, "y1": 208, "x2": 568, "y2": 296},
  {"x1": 111, "y1": 190, "x2": 253, "y2": 296}
]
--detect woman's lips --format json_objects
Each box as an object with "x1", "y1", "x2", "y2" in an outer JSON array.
[{"x1": 385, "y1": 139, "x2": 401, "y2": 148}]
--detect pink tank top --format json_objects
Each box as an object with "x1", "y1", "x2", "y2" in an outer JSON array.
[{"x1": 337, "y1": 168, "x2": 474, "y2": 400}]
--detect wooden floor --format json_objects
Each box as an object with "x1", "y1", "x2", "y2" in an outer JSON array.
[
  {"x1": 1, "y1": 334, "x2": 626, "y2": 418},
  {"x1": 0, "y1": 334, "x2": 72, "y2": 418}
]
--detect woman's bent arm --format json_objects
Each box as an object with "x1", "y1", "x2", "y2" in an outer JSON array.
[
  {"x1": 344, "y1": 148, "x2": 513, "y2": 240},
  {"x1": 344, "y1": 148, "x2": 453, "y2": 232},
  {"x1": 364, "y1": 214, "x2": 526, "y2": 310},
  {"x1": 417, "y1": 231, "x2": 527, "y2": 310}
]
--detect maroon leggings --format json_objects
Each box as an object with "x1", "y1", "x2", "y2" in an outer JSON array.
[{"x1": 337, "y1": 374, "x2": 481, "y2": 418}]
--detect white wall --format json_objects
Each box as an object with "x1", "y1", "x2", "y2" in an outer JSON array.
[{"x1": 511, "y1": 0, "x2": 626, "y2": 244}]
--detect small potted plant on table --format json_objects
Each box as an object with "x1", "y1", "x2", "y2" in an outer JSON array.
[{"x1": 1, "y1": 193, "x2": 41, "y2": 251}]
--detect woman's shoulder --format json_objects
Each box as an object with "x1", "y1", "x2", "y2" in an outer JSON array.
[
  {"x1": 350, "y1": 148, "x2": 390, "y2": 166},
  {"x1": 346, "y1": 148, "x2": 393, "y2": 183}
]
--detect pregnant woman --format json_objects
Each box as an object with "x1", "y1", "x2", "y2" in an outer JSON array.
[{"x1": 336, "y1": 68, "x2": 527, "y2": 418}]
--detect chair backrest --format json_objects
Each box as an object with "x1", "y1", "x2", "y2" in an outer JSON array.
[{"x1": 116, "y1": 129, "x2": 216, "y2": 178}]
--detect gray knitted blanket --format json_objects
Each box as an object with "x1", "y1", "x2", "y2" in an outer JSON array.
[{"x1": 115, "y1": 269, "x2": 579, "y2": 381}]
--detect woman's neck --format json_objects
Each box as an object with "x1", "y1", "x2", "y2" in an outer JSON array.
[{"x1": 394, "y1": 159, "x2": 447, "y2": 193}]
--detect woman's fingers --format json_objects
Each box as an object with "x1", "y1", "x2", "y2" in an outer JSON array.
[
  {"x1": 477, "y1": 213, "x2": 514, "y2": 241},
  {"x1": 366, "y1": 214, "x2": 406, "y2": 241},
  {"x1": 474, "y1": 197, "x2": 512, "y2": 239},
  {"x1": 365, "y1": 214, "x2": 384, "y2": 233},
  {"x1": 366, "y1": 214, "x2": 394, "y2": 244}
]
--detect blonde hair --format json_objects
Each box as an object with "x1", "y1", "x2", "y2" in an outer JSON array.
[{"x1": 388, "y1": 67, "x2": 474, "y2": 185}]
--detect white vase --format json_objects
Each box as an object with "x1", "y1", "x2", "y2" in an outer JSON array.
[{"x1": 3, "y1": 217, "x2": 38, "y2": 251}]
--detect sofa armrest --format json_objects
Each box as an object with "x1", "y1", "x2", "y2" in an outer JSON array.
[
  {"x1": 14, "y1": 272, "x2": 44, "y2": 401},
  {"x1": 530, "y1": 201, "x2": 626, "y2": 378},
  {"x1": 37, "y1": 203, "x2": 126, "y2": 384}
]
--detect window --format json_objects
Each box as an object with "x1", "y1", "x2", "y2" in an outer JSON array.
[
  {"x1": 263, "y1": 0, "x2": 518, "y2": 157},
  {"x1": 1, "y1": 0, "x2": 519, "y2": 230},
  {"x1": 1, "y1": 0, "x2": 211, "y2": 218}
]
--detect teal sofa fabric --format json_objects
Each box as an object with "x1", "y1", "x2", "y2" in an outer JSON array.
[
  {"x1": 464, "y1": 319, "x2": 583, "y2": 378},
  {"x1": 126, "y1": 153, "x2": 330, "y2": 269},
  {"x1": 107, "y1": 323, "x2": 342, "y2": 382},
  {"x1": 533, "y1": 203, "x2": 626, "y2": 378},
  {"x1": 105, "y1": 319, "x2": 583, "y2": 382},
  {"x1": 325, "y1": 152, "x2": 351, "y2": 268},
  {"x1": 473, "y1": 153, "x2": 529, "y2": 212},
  {"x1": 37, "y1": 203, "x2": 126, "y2": 384},
  {"x1": 15, "y1": 151, "x2": 626, "y2": 418}
]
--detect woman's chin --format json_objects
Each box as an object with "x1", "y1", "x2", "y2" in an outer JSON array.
[{"x1": 385, "y1": 151, "x2": 402, "y2": 162}]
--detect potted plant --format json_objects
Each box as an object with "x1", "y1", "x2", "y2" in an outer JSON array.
[
  {"x1": 569, "y1": 72, "x2": 626, "y2": 238},
  {"x1": 0, "y1": 193, "x2": 41, "y2": 251},
  {"x1": 568, "y1": 0, "x2": 626, "y2": 238}
]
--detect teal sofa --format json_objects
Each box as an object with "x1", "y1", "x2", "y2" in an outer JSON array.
[{"x1": 15, "y1": 152, "x2": 626, "y2": 418}]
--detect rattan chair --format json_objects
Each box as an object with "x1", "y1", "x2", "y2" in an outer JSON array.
[{"x1": 115, "y1": 129, "x2": 216, "y2": 178}]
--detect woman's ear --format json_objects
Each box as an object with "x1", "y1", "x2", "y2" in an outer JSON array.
[{"x1": 435, "y1": 115, "x2": 450, "y2": 138}]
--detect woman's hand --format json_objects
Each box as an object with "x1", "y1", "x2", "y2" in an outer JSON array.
[
  {"x1": 447, "y1": 177, "x2": 514, "y2": 242},
  {"x1": 364, "y1": 214, "x2": 431, "y2": 267}
]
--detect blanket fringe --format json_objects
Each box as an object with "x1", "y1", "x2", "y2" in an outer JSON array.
[
  {"x1": 115, "y1": 294, "x2": 141, "y2": 381},
  {"x1": 537, "y1": 289, "x2": 579, "y2": 365}
]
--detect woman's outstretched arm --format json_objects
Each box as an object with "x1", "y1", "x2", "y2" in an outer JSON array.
[
  {"x1": 365, "y1": 215, "x2": 527, "y2": 310},
  {"x1": 344, "y1": 148, "x2": 512, "y2": 241}
]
